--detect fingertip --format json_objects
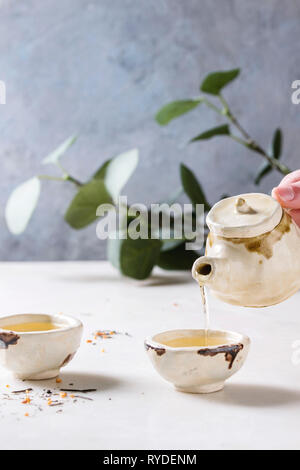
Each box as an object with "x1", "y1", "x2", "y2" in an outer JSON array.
[
  {"x1": 272, "y1": 186, "x2": 289, "y2": 207},
  {"x1": 272, "y1": 184, "x2": 295, "y2": 208}
]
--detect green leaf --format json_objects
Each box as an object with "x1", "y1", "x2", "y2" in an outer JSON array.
[
  {"x1": 220, "y1": 193, "x2": 231, "y2": 200},
  {"x1": 93, "y1": 160, "x2": 110, "y2": 180},
  {"x1": 93, "y1": 149, "x2": 139, "y2": 203},
  {"x1": 190, "y1": 124, "x2": 230, "y2": 142},
  {"x1": 180, "y1": 163, "x2": 211, "y2": 211},
  {"x1": 5, "y1": 177, "x2": 41, "y2": 234},
  {"x1": 254, "y1": 162, "x2": 272, "y2": 185},
  {"x1": 157, "y1": 241, "x2": 199, "y2": 271},
  {"x1": 200, "y1": 69, "x2": 240, "y2": 96},
  {"x1": 161, "y1": 239, "x2": 184, "y2": 252},
  {"x1": 272, "y1": 128, "x2": 282, "y2": 160},
  {"x1": 254, "y1": 129, "x2": 282, "y2": 185},
  {"x1": 42, "y1": 135, "x2": 77, "y2": 165},
  {"x1": 108, "y1": 236, "x2": 161, "y2": 280},
  {"x1": 65, "y1": 179, "x2": 113, "y2": 229},
  {"x1": 155, "y1": 99, "x2": 202, "y2": 125}
]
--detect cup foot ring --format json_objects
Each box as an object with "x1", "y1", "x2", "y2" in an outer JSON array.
[
  {"x1": 15, "y1": 369, "x2": 60, "y2": 380},
  {"x1": 175, "y1": 381, "x2": 224, "y2": 394}
]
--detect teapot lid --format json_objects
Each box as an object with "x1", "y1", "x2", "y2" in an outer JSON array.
[{"x1": 206, "y1": 193, "x2": 282, "y2": 238}]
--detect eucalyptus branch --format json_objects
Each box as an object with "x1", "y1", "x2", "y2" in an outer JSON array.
[
  {"x1": 37, "y1": 173, "x2": 83, "y2": 187},
  {"x1": 218, "y1": 94, "x2": 291, "y2": 176},
  {"x1": 228, "y1": 134, "x2": 291, "y2": 175},
  {"x1": 198, "y1": 93, "x2": 291, "y2": 176}
]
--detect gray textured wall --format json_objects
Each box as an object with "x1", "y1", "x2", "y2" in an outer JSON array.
[{"x1": 1, "y1": 0, "x2": 300, "y2": 260}]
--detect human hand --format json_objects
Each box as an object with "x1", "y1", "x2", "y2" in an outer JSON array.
[{"x1": 272, "y1": 170, "x2": 300, "y2": 227}]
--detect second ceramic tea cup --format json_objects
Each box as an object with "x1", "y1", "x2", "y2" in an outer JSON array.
[{"x1": 145, "y1": 328, "x2": 250, "y2": 393}]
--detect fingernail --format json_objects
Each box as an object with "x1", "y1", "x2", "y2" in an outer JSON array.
[{"x1": 276, "y1": 185, "x2": 295, "y2": 201}]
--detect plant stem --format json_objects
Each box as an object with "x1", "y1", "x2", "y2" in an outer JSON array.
[
  {"x1": 38, "y1": 174, "x2": 83, "y2": 187},
  {"x1": 218, "y1": 95, "x2": 252, "y2": 140},
  {"x1": 56, "y1": 162, "x2": 83, "y2": 187},
  {"x1": 37, "y1": 175, "x2": 66, "y2": 182},
  {"x1": 217, "y1": 93, "x2": 291, "y2": 176},
  {"x1": 201, "y1": 97, "x2": 223, "y2": 114},
  {"x1": 65, "y1": 175, "x2": 83, "y2": 187}
]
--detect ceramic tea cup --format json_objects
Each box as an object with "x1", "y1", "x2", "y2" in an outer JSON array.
[
  {"x1": 0, "y1": 313, "x2": 83, "y2": 380},
  {"x1": 145, "y1": 328, "x2": 250, "y2": 393}
]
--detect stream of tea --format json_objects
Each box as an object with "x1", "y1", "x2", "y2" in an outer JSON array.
[
  {"x1": 161, "y1": 284, "x2": 231, "y2": 348},
  {"x1": 199, "y1": 285, "x2": 209, "y2": 345}
]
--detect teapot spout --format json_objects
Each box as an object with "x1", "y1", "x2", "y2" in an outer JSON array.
[
  {"x1": 192, "y1": 256, "x2": 216, "y2": 285},
  {"x1": 192, "y1": 256, "x2": 229, "y2": 288}
]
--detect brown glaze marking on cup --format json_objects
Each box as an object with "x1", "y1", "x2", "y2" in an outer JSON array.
[
  {"x1": 0, "y1": 332, "x2": 20, "y2": 349},
  {"x1": 197, "y1": 343, "x2": 244, "y2": 369},
  {"x1": 144, "y1": 342, "x2": 166, "y2": 356}
]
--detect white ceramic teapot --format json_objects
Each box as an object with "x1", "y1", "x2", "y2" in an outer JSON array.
[{"x1": 192, "y1": 193, "x2": 300, "y2": 307}]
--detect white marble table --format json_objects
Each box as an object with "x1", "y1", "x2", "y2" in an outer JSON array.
[{"x1": 0, "y1": 261, "x2": 299, "y2": 450}]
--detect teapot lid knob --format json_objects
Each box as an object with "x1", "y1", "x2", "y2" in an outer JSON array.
[{"x1": 235, "y1": 197, "x2": 257, "y2": 215}]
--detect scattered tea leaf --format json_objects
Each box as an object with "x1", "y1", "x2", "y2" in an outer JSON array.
[{"x1": 60, "y1": 389, "x2": 97, "y2": 393}]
